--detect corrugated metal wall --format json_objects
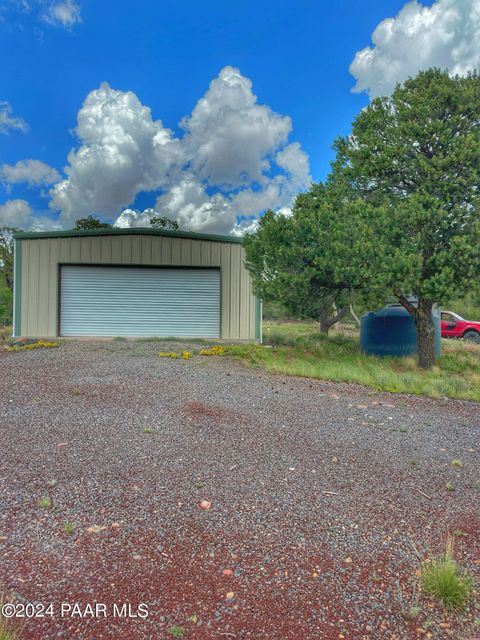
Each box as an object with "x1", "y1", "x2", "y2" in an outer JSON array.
[
  {"x1": 18, "y1": 234, "x2": 257, "y2": 339},
  {"x1": 60, "y1": 266, "x2": 221, "y2": 337}
]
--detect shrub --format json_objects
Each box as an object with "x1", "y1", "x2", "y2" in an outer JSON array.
[
  {"x1": 421, "y1": 540, "x2": 473, "y2": 609},
  {"x1": 0, "y1": 287, "x2": 12, "y2": 327}
]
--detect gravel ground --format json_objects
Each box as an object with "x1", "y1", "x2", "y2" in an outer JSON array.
[{"x1": 0, "y1": 341, "x2": 479, "y2": 640}]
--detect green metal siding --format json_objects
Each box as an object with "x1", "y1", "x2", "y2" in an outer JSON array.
[{"x1": 255, "y1": 297, "x2": 263, "y2": 342}]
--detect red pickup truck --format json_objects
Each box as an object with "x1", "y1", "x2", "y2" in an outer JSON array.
[{"x1": 441, "y1": 311, "x2": 480, "y2": 344}]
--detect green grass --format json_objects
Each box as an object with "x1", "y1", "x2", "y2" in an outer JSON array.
[
  {"x1": 167, "y1": 627, "x2": 184, "y2": 638},
  {"x1": 143, "y1": 426, "x2": 153, "y2": 434},
  {"x1": 226, "y1": 321, "x2": 480, "y2": 402},
  {"x1": 64, "y1": 522, "x2": 75, "y2": 535},
  {"x1": 421, "y1": 544, "x2": 473, "y2": 610},
  {"x1": 38, "y1": 497, "x2": 51, "y2": 509}
]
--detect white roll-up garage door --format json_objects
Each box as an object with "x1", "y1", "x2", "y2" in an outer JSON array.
[{"x1": 60, "y1": 265, "x2": 221, "y2": 338}]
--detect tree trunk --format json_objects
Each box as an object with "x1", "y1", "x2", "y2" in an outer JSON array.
[
  {"x1": 399, "y1": 296, "x2": 436, "y2": 369},
  {"x1": 415, "y1": 300, "x2": 436, "y2": 369},
  {"x1": 319, "y1": 306, "x2": 349, "y2": 335},
  {"x1": 320, "y1": 308, "x2": 330, "y2": 334}
]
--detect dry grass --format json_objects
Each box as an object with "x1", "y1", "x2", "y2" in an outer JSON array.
[{"x1": 0, "y1": 596, "x2": 22, "y2": 640}]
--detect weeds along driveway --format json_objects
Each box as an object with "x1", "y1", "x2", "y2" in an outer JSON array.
[{"x1": 0, "y1": 341, "x2": 479, "y2": 640}]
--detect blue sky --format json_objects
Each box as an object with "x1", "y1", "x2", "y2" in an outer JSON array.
[{"x1": 1, "y1": 0, "x2": 475, "y2": 233}]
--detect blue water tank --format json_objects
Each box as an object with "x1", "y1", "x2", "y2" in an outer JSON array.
[{"x1": 360, "y1": 304, "x2": 441, "y2": 358}]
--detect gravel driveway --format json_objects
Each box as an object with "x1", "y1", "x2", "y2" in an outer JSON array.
[{"x1": 0, "y1": 341, "x2": 479, "y2": 640}]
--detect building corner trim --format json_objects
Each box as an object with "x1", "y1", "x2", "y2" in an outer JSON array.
[
  {"x1": 13, "y1": 239, "x2": 22, "y2": 337},
  {"x1": 255, "y1": 297, "x2": 262, "y2": 342}
]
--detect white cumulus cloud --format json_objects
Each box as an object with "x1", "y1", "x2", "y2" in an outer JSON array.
[
  {"x1": 0, "y1": 101, "x2": 29, "y2": 134},
  {"x1": 231, "y1": 217, "x2": 260, "y2": 237},
  {"x1": 0, "y1": 159, "x2": 60, "y2": 186},
  {"x1": 350, "y1": 0, "x2": 480, "y2": 98},
  {"x1": 0, "y1": 199, "x2": 32, "y2": 228},
  {"x1": 50, "y1": 66, "x2": 311, "y2": 234},
  {"x1": 0, "y1": 198, "x2": 62, "y2": 231},
  {"x1": 28, "y1": 215, "x2": 63, "y2": 231},
  {"x1": 275, "y1": 142, "x2": 311, "y2": 184},
  {"x1": 42, "y1": 0, "x2": 81, "y2": 28},
  {"x1": 50, "y1": 82, "x2": 184, "y2": 225},
  {"x1": 180, "y1": 66, "x2": 292, "y2": 187}
]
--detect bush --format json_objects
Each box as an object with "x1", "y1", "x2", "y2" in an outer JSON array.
[{"x1": 0, "y1": 287, "x2": 12, "y2": 327}]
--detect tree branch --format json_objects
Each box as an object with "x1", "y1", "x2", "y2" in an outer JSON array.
[
  {"x1": 398, "y1": 295, "x2": 417, "y2": 319},
  {"x1": 330, "y1": 305, "x2": 349, "y2": 324}
]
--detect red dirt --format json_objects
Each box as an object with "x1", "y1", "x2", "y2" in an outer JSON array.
[{"x1": 182, "y1": 401, "x2": 242, "y2": 422}]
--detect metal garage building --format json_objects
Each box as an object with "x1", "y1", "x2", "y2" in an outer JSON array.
[{"x1": 13, "y1": 228, "x2": 261, "y2": 341}]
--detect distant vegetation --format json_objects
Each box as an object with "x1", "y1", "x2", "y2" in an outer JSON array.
[
  {"x1": 444, "y1": 292, "x2": 480, "y2": 322},
  {"x1": 263, "y1": 293, "x2": 480, "y2": 327},
  {"x1": 0, "y1": 285, "x2": 12, "y2": 327},
  {"x1": 0, "y1": 226, "x2": 17, "y2": 328},
  {"x1": 74, "y1": 215, "x2": 113, "y2": 230},
  {"x1": 73, "y1": 214, "x2": 179, "y2": 231}
]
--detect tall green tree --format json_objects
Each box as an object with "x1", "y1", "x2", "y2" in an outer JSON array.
[
  {"x1": 244, "y1": 199, "x2": 350, "y2": 334},
  {"x1": 329, "y1": 68, "x2": 480, "y2": 368},
  {"x1": 0, "y1": 226, "x2": 21, "y2": 291},
  {"x1": 149, "y1": 215, "x2": 179, "y2": 231},
  {"x1": 74, "y1": 215, "x2": 113, "y2": 230}
]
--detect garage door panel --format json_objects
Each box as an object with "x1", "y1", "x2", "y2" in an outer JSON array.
[{"x1": 60, "y1": 266, "x2": 221, "y2": 337}]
